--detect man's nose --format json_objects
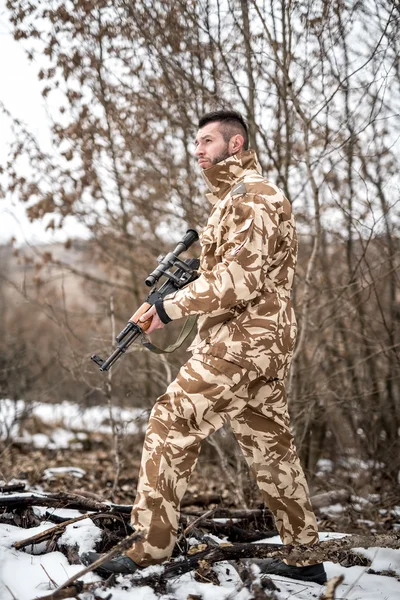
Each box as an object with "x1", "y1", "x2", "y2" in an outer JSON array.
[{"x1": 195, "y1": 145, "x2": 204, "y2": 157}]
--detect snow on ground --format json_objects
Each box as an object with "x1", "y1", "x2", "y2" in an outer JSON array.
[
  {"x1": 1, "y1": 401, "x2": 400, "y2": 598},
  {"x1": 43, "y1": 466, "x2": 87, "y2": 480},
  {"x1": 0, "y1": 399, "x2": 148, "y2": 449},
  {"x1": 0, "y1": 519, "x2": 102, "y2": 600},
  {"x1": 1, "y1": 518, "x2": 400, "y2": 600}
]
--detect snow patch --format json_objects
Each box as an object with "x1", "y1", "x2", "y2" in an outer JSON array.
[
  {"x1": 43, "y1": 466, "x2": 87, "y2": 479},
  {"x1": 354, "y1": 547, "x2": 400, "y2": 576},
  {"x1": 59, "y1": 518, "x2": 102, "y2": 554},
  {"x1": 0, "y1": 398, "x2": 148, "y2": 449}
]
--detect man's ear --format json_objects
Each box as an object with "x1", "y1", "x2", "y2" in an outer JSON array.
[{"x1": 230, "y1": 134, "x2": 245, "y2": 154}]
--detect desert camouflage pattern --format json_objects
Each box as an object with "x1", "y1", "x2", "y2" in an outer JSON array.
[
  {"x1": 126, "y1": 150, "x2": 319, "y2": 567},
  {"x1": 163, "y1": 149, "x2": 298, "y2": 380},
  {"x1": 127, "y1": 354, "x2": 319, "y2": 567}
]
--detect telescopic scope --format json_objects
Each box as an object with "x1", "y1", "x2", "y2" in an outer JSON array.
[{"x1": 145, "y1": 229, "x2": 198, "y2": 287}]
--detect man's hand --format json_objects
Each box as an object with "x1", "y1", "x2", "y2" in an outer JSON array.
[{"x1": 139, "y1": 305, "x2": 166, "y2": 334}]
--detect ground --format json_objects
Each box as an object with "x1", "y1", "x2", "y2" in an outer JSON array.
[{"x1": 1, "y1": 399, "x2": 400, "y2": 599}]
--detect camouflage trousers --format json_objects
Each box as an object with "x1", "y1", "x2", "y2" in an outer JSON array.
[{"x1": 127, "y1": 354, "x2": 319, "y2": 566}]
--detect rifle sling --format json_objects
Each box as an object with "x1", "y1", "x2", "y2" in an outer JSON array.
[{"x1": 141, "y1": 315, "x2": 198, "y2": 354}]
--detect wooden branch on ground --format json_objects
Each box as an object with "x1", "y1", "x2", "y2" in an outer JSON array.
[
  {"x1": 0, "y1": 491, "x2": 131, "y2": 513},
  {"x1": 181, "y1": 508, "x2": 271, "y2": 519},
  {"x1": 0, "y1": 483, "x2": 26, "y2": 493},
  {"x1": 182, "y1": 509, "x2": 215, "y2": 537},
  {"x1": 14, "y1": 512, "x2": 94, "y2": 550},
  {"x1": 181, "y1": 493, "x2": 223, "y2": 508},
  {"x1": 13, "y1": 512, "x2": 127, "y2": 550},
  {"x1": 182, "y1": 507, "x2": 272, "y2": 518}
]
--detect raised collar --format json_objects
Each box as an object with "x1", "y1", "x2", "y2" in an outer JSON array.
[{"x1": 201, "y1": 149, "x2": 262, "y2": 204}]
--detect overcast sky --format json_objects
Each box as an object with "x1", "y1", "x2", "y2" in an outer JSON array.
[{"x1": 0, "y1": 0, "x2": 87, "y2": 246}]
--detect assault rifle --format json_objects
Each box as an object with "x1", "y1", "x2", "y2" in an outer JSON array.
[{"x1": 91, "y1": 229, "x2": 199, "y2": 372}]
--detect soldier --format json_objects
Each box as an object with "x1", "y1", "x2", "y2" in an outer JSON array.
[{"x1": 83, "y1": 110, "x2": 326, "y2": 584}]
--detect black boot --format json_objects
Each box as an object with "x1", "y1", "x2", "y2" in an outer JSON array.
[
  {"x1": 252, "y1": 558, "x2": 327, "y2": 584},
  {"x1": 81, "y1": 552, "x2": 140, "y2": 576}
]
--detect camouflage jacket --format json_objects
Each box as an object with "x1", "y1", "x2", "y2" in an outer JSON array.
[{"x1": 162, "y1": 149, "x2": 298, "y2": 379}]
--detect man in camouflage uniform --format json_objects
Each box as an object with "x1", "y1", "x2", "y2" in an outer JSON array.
[{"x1": 84, "y1": 111, "x2": 326, "y2": 584}]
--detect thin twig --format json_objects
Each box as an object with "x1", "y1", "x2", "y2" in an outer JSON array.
[
  {"x1": 41, "y1": 564, "x2": 59, "y2": 589},
  {"x1": 14, "y1": 513, "x2": 91, "y2": 550},
  {"x1": 183, "y1": 509, "x2": 216, "y2": 537}
]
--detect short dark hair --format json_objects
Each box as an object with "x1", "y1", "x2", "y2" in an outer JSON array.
[{"x1": 198, "y1": 110, "x2": 249, "y2": 150}]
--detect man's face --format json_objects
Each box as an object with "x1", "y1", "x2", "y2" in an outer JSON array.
[{"x1": 194, "y1": 121, "x2": 232, "y2": 170}]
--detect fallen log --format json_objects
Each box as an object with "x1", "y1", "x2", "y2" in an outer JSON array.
[
  {"x1": 182, "y1": 507, "x2": 272, "y2": 519},
  {"x1": 0, "y1": 483, "x2": 26, "y2": 493},
  {"x1": 0, "y1": 491, "x2": 131, "y2": 513},
  {"x1": 181, "y1": 493, "x2": 223, "y2": 508}
]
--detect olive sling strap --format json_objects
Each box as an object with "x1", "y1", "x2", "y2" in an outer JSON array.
[{"x1": 141, "y1": 315, "x2": 198, "y2": 354}]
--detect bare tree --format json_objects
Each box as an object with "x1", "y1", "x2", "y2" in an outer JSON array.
[{"x1": 1, "y1": 0, "x2": 399, "y2": 491}]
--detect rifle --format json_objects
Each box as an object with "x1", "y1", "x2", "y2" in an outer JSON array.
[{"x1": 91, "y1": 229, "x2": 199, "y2": 372}]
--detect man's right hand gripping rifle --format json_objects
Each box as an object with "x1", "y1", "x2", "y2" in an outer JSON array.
[{"x1": 91, "y1": 229, "x2": 199, "y2": 372}]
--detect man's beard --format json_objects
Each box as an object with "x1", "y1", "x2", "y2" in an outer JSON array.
[{"x1": 212, "y1": 144, "x2": 232, "y2": 165}]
